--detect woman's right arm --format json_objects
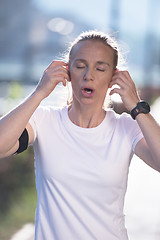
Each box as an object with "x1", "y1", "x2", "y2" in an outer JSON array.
[{"x1": 0, "y1": 61, "x2": 69, "y2": 158}]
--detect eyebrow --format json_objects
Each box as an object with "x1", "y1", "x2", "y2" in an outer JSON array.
[
  {"x1": 75, "y1": 59, "x2": 110, "y2": 66},
  {"x1": 96, "y1": 61, "x2": 110, "y2": 66}
]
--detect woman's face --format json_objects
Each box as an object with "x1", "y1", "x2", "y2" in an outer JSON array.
[{"x1": 69, "y1": 40, "x2": 115, "y2": 108}]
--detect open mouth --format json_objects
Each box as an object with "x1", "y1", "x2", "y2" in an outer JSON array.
[
  {"x1": 81, "y1": 87, "x2": 95, "y2": 97},
  {"x1": 83, "y1": 88, "x2": 93, "y2": 94}
]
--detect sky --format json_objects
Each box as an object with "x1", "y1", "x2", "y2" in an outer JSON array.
[
  {"x1": 32, "y1": 0, "x2": 111, "y2": 30},
  {"x1": 32, "y1": 0, "x2": 158, "y2": 35}
]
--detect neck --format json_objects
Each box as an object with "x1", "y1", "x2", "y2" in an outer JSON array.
[{"x1": 68, "y1": 102, "x2": 106, "y2": 128}]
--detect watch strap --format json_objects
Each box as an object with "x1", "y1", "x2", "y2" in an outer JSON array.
[
  {"x1": 130, "y1": 105, "x2": 141, "y2": 120},
  {"x1": 130, "y1": 101, "x2": 150, "y2": 120}
]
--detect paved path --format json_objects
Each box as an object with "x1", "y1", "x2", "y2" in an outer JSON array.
[{"x1": 10, "y1": 224, "x2": 34, "y2": 240}]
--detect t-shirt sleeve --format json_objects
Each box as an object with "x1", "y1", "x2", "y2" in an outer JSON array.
[
  {"x1": 29, "y1": 106, "x2": 47, "y2": 143},
  {"x1": 120, "y1": 113, "x2": 144, "y2": 152},
  {"x1": 132, "y1": 127, "x2": 144, "y2": 152}
]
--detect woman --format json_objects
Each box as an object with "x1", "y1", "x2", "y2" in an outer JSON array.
[{"x1": 0, "y1": 30, "x2": 160, "y2": 240}]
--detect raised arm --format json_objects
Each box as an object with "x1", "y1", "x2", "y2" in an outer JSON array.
[
  {"x1": 109, "y1": 70, "x2": 160, "y2": 172},
  {"x1": 0, "y1": 61, "x2": 69, "y2": 158}
]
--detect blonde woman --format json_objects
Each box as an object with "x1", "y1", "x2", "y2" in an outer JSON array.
[{"x1": 0, "y1": 31, "x2": 160, "y2": 240}]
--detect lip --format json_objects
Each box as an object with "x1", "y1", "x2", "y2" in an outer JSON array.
[{"x1": 81, "y1": 86, "x2": 95, "y2": 98}]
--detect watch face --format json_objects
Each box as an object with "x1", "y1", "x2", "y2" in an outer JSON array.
[
  {"x1": 131, "y1": 101, "x2": 150, "y2": 119},
  {"x1": 138, "y1": 101, "x2": 150, "y2": 113}
]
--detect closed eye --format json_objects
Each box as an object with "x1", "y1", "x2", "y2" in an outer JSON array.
[
  {"x1": 76, "y1": 65, "x2": 85, "y2": 70},
  {"x1": 96, "y1": 68, "x2": 105, "y2": 72},
  {"x1": 76, "y1": 65, "x2": 85, "y2": 69}
]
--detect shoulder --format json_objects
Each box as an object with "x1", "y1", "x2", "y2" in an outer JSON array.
[
  {"x1": 106, "y1": 108, "x2": 132, "y2": 123},
  {"x1": 106, "y1": 109, "x2": 140, "y2": 132},
  {"x1": 33, "y1": 105, "x2": 65, "y2": 117},
  {"x1": 30, "y1": 105, "x2": 67, "y2": 126},
  {"x1": 29, "y1": 105, "x2": 67, "y2": 141}
]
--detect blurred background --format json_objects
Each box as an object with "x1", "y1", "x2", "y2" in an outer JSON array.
[{"x1": 0, "y1": 0, "x2": 160, "y2": 239}]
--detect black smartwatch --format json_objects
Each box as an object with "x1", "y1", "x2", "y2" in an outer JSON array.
[{"x1": 130, "y1": 101, "x2": 150, "y2": 120}]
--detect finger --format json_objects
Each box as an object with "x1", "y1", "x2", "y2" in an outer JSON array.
[
  {"x1": 63, "y1": 79, "x2": 67, "y2": 86},
  {"x1": 111, "y1": 71, "x2": 132, "y2": 88},
  {"x1": 109, "y1": 75, "x2": 128, "y2": 89},
  {"x1": 46, "y1": 66, "x2": 70, "y2": 82},
  {"x1": 53, "y1": 65, "x2": 69, "y2": 74},
  {"x1": 122, "y1": 70, "x2": 132, "y2": 80},
  {"x1": 53, "y1": 76, "x2": 67, "y2": 87},
  {"x1": 51, "y1": 66, "x2": 68, "y2": 75},
  {"x1": 50, "y1": 64, "x2": 70, "y2": 75},
  {"x1": 109, "y1": 78, "x2": 125, "y2": 89},
  {"x1": 47, "y1": 60, "x2": 68, "y2": 69},
  {"x1": 53, "y1": 71, "x2": 70, "y2": 82},
  {"x1": 61, "y1": 78, "x2": 67, "y2": 87},
  {"x1": 114, "y1": 71, "x2": 133, "y2": 85},
  {"x1": 112, "y1": 71, "x2": 127, "y2": 81},
  {"x1": 109, "y1": 88, "x2": 122, "y2": 96}
]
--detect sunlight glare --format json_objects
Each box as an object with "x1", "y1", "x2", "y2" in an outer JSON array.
[{"x1": 47, "y1": 17, "x2": 74, "y2": 35}]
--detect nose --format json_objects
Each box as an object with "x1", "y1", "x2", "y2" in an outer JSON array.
[{"x1": 83, "y1": 67, "x2": 94, "y2": 81}]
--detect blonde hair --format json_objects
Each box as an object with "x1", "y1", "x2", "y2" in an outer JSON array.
[{"x1": 66, "y1": 30, "x2": 119, "y2": 70}]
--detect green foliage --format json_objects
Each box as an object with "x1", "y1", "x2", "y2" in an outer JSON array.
[
  {"x1": 0, "y1": 187, "x2": 36, "y2": 240},
  {"x1": 0, "y1": 147, "x2": 36, "y2": 240},
  {"x1": 8, "y1": 81, "x2": 23, "y2": 99}
]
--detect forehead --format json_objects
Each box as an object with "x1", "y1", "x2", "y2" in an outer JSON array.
[{"x1": 70, "y1": 40, "x2": 114, "y2": 63}]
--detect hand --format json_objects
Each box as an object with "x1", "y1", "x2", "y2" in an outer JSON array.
[
  {"x1": 109, "y1": 70, "x2": 140, "y2": 111},
  {"x1": 35, "y1": 60, "x2": 70, "y2": 100}
]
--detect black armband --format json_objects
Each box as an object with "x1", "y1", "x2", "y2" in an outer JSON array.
[{"x1": 16, "y1": 128, "x2": 29, "y2": 154}]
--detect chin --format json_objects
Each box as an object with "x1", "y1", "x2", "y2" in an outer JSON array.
[{"x1": 81, "y1": 99, "x2": 103, "y2": 108}]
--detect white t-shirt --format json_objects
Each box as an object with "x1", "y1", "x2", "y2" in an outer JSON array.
[{"x1": 29, "y1": 106, "x2": 143, "y2": 240}]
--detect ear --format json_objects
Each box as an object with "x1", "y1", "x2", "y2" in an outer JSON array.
[
  {"x1": 66, "y1": 64, "x2": 71, "y2": 81},
  {"x1": 112, "y1": 68, "x2": 119, "y2": 76}
]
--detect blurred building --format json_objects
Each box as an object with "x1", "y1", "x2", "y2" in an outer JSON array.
[
  {"x1": 0, "y1": 0, "x2": 160, "y2": 101},
  {"x1": 0, "y1": 0, "x2": 91, "y2": 84}
]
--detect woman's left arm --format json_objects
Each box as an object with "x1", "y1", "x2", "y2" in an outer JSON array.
[
  {"x1": 109, "y1": 70, "x2": 160, "y2": 172},
  {"x1": 134, "y1": 113, "x2": 160, "y2": 172}
]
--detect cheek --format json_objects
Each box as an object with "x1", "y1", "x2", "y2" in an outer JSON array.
[
  {"x1": 69, "y1": 67, "x2": 78, "y2": 79},
  {"x1": 100, "y1": 75, "x2": 112, "y2": 87},
  {"x1": 69, "y1": 72, "x2": 79, "y2": 91},
  {"x1": 106, "y1": 72, "x2": 114, "y2": 84},
  {"x1": 70, "y1": 69, "x2": 84, "y2": 84},
  {"x1": 69, "y1": 70, "x2": 75, "y2": 85}
]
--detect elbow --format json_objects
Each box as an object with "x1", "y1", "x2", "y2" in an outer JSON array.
[
  {"x1": 0, "y1": 142, "x2": 18, "y2": 158},
  {"x1": 151, "y1": 156, "x2": 160, "y2": 173}
]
